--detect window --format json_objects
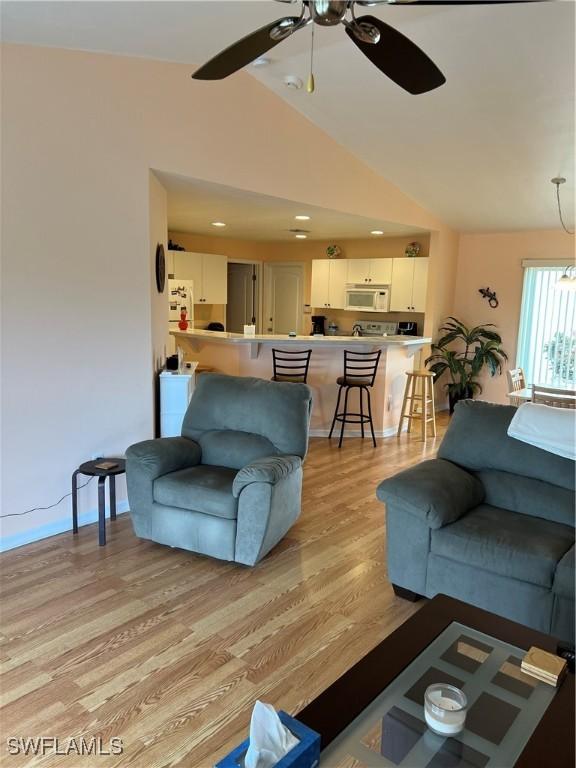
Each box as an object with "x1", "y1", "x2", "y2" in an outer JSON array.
[{"x1": 517, "y1": 262, "x2": 576, "y2": 388}]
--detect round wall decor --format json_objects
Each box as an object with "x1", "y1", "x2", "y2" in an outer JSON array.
[{"x1": 155, "y1": 243, "x2": 166, "y2": 293}]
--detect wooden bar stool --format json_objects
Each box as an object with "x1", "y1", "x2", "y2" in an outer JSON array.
[{"x1": 397, "y1": 370, "x2": 437, "y2": 440}]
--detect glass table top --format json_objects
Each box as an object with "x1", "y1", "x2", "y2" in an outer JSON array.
[{"x1": 320, "y1": 622, "x2": 557, "y2": 767}]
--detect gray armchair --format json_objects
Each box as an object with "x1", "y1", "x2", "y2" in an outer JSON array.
[
  {"x1": 377, "y1": 400, "x2": 575, "y2": 642},
  {"x1": 126, "y1": 373, "x2": 312, "y2": 565}
]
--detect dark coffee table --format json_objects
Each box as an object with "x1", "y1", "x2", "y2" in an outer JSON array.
[{"x1": 298, "y1": 595, "x2": 574, "y2": 767}]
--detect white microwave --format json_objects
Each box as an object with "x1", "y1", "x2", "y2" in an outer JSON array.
[{"x1": 345, "y1": 285, "x2": 390, "y2": 312}]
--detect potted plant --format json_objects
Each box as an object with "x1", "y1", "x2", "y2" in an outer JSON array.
[{"x1": 425, "y1": 317, "x2": 508, "y2": 413}]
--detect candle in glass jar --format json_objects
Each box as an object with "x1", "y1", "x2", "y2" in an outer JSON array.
[{"x1": 424, "y1": 684, "x2": 468, "y2": 736}]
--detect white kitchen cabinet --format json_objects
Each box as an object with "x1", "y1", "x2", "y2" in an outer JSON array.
[
  {"x1": 346, "y1": 259, "x2": 371, "y2": 284},
  {"x1": 411, "y1": 258, "x2": 429, "y2": 312},
  {"x1": 173, "y1": 251, "x2": 227, "y2": 304},
  {"x1": 369, "y1": 258, "x2": 393, "y2": 284},
  {"x1": 311, "y1": 259, "x2": 347, "y2": 310},
  {"x1": 346, "y1": 258, "x2": 393, "y2": 284},
  {"x1": 390, "y1": 257, "x2": 429, "y2": 312}
]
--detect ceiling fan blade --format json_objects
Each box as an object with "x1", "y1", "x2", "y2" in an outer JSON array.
[
  {"x1": 346, "y1": 14, "x2": 445, "y2": 94},
  {"x1": 357, "y1": 1, "x2": 546, "y2": 4},
  {"x1": 192, "y1": 17, "x2": 300, "y2": 80}
]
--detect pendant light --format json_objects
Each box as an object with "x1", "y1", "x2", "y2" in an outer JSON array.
[{"x1": 551, "y1": 177, "x2": 575, "y2": 235}]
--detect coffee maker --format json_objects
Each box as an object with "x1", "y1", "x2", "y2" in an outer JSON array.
[
  {"x1": 310, "y1": 315, "x2": 326, "y2": 336},
  {"x1": 398, "y1": 321, "x2": 418, "y2": 336}
]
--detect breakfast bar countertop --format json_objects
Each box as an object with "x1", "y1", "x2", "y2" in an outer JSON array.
[{"x1": 171, "y1": 328, "x2": 431, "y2": 346}]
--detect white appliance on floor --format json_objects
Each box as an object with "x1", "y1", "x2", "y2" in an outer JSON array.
[{"x1": 159, "y1": 364, "x2": 198, "y2": 437}]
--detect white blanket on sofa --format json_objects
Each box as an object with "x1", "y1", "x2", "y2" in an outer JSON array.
[{"x1": 508, "y1": 402, "x2": 576, "y2": 460}]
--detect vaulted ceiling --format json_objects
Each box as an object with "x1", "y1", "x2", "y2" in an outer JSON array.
[{"x1": 2, "y1": 1, "x2": 574, "y2": 232}]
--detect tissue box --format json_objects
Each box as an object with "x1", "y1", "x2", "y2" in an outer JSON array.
[{"x1": 215, "y1": 711, "x2": 320, "y2": 768}]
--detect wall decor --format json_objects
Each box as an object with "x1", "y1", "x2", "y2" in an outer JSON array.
[
  {"x1": 155, "y1": 243, "x2": 166, "y2": 293},
  {"x1": 326, "y1": 244, "x2": 342, "y2": 259},
  {"x1": 478, "y1": 287, "x2": 499, "y2": 308},
  {"x1": 405, "y1": 241, "x2": 421, "y2": 258}
]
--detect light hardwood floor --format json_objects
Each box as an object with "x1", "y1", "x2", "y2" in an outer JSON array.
[{"x1": 1, "y1": 418, "x2": 448, "y2": 767}]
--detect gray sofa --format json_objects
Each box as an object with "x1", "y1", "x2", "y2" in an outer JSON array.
[
  {"x1": 126, "y1": 373, "x2": 312, "y2": 565},
  {"x1": 377, "y1": 400, "x2": 575, "y2": 641}
]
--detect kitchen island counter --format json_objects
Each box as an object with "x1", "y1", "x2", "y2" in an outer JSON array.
[
  {"x1": 170, "y1": 329, "x2": 432, "y2": 437},
  {"x1": 172, "y1": 328, "x2": 430, "y2": 347}
]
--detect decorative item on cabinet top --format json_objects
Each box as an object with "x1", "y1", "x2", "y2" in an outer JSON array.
[
  {"x1": 326, "y1": 244, "x2": 342, "y2": 259},
  {"x1": 405, "y1": 241, "x2": 421, "y2": 258}
]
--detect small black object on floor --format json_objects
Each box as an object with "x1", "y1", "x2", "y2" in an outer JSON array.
[{"x1": 72, "y1": 458, "x2": 126, "y2": 546}]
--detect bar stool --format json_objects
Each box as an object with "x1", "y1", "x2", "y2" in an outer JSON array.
[
  {"x1": 271, "y1": 348, "x2": 312, "y2": 383},
  {"x1": 329, "y1": 349, "x2": 382, "y2": 448},
  {"x1": 397, "y1": 370, "x2": 437, "y2": 440}
]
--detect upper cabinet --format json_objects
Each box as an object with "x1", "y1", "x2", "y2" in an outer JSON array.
[
  {"x1": 346, "y1": 258, "x2": 393, "y2": 285},
  {"x1": 311, "y1": 259, "x2": 347, "y2": 309},
  {"x1": 389, "y1": 258, "x2": 428, "y2": 313},
  {"x1": 172, "y1": 251, "x2": 227, "y2": 304}
]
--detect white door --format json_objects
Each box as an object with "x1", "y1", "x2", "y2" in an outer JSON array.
[
  {"x1": 347, "y1": 259, "x2": 371, "y2": 284},
  {"x1": 328, "y1": 260, "x2": 348, "y2": 309},
  {"x1": 411, "y1": 258, "x2": 429, "y2": 312},
  {"x1": 369, "y1": 258, "x2": 393, "y2": 284},
  {"x1": 390, "y1": 258, "x2": 415, "y2": 312},
  {"x1": 202, "y1": 253, "x2": 228, "y2": 304},
  {"x1": 264, "y1": 263, "x2": 304, "y2": 335},
  {"x1": 227, "y1": 263, "x2": 256, "y2": 332},
  {"x1": 311, "y1": 260, "x2": 330, "y2": 308}
]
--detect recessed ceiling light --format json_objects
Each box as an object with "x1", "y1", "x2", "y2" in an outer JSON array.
[
  {"x1": 371, "y1": 230, "x2": 384, "y2": 235},
  {"x1": 295, "y1": 215, "x2": 311, "y2": 221},
  {"x1": 295, "y1": 234, "x2": 307, "y2": 239},
  {"x1": 211, "y1": 221, "x2": 226, "y2": 227}
]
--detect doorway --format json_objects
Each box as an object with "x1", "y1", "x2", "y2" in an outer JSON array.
[
  {"x1": 263, "y1": 263, "x2": 305, "y2": 335},
  {"x1": 226, "y1": 261, "x2": 260, "y2": 333}
]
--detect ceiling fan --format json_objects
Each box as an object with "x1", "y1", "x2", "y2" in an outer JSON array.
[{"x1": 192, "y1": 0, "x2": 544, "y2": 95}]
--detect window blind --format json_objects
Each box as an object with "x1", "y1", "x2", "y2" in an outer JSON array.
[{"x1": 517, "y1": 265, "x2": 576, "y2": 387}]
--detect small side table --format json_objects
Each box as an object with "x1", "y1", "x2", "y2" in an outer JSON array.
[{"x1": 72, "y1": 459, "x2": 126, "y2": 546}]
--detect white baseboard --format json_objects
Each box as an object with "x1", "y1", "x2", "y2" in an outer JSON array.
[{"x1": 0, "y1": 501, "x2": 129, "y2": 553}]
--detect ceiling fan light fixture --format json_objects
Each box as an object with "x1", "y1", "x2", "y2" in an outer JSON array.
[
  {"x1": 270, "y1": 18, "x2": 298, "y2": 41},
  {"x1": 295, "y1": 234, "x2": 308, "y2": 239}
]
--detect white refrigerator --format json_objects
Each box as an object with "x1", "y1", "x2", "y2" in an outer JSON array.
[{"x1": 168, "y1": 279, "x2": 194, "y2": 353}]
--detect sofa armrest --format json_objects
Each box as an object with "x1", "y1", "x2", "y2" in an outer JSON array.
[
  {"x1": 126, "y1": 436, "x2": 201, "y2": 480},
  {"x1": 376, "y1": 458, "x2": 485, "y2": 529},
  {"x1": 232, "y1": 455, "x2": 302, "y2": 498}
]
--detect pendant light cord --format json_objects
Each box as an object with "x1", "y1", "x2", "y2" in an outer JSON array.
[
  {"x1": 307, "y1": 22, "x2": 315, "y2": 93},
  {"x1": 554, "y1": 181, "x2": 575, "y2": 235}
]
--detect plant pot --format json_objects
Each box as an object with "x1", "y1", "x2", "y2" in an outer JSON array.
[{"x1": 448, "y1": 387, "x2": 474, "y2": 415}]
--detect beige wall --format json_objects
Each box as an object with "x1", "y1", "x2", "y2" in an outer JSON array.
[
  {"x1": 453, "y1": 230, "x2": 575, "y2": 404},
  {"x1": 1, "y1": 42, "x2": 457, "y2": 546}
]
